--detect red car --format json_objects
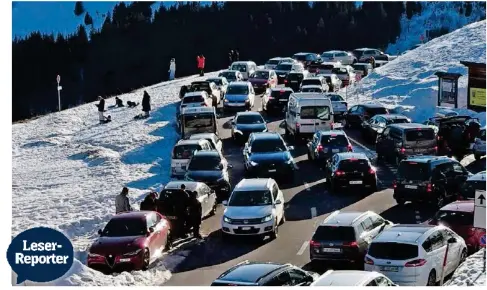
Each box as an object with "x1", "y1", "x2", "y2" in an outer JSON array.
[
  {"x1": 248, "y1": 69, "x2": 277, "y2": 93},
  {"x1": 427, "y1": 200, "x2": 485, "y2": 254},
  {"x1": 87, "y1": 211, "x2": 171, "y2": 273}
]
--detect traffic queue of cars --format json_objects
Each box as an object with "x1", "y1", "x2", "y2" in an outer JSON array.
[{"x1": 86, "y1": 51, "x2": 483, "y2": 286}]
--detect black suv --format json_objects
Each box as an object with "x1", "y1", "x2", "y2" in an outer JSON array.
[
  {"x1": 309, "y1": 210, "x2": 393, "y2": 268},
  {"x1": 343, "y1": 103, "x2": 389, "y2": 129},
  {"x1": 393, "y1": 156, "x2": 471, "y2": 208},
  {"x1": 231, "y1": 111, "x2": 268, "y2": 143},
  {"x1": 285, "y1": 72, "x2": 306, "y2": 92},
  {"x1": 211, "y1": 261, "x2": 318, "y2": 286},
  {"x1": 324, "y1": 152, "x2": 377, "y2": 193},
  {"x1": 262, "y1": 87, "x2": 293, "y2": 115},
  {"x1": 361, "y1": 114, "x2": 410, "y2": 143},
  {"x1": 307, "y1": 130, "x2": 353, "y2": 167},
  {"x1": 243, "y1": 132, "x2": 295, "y2": 182}
]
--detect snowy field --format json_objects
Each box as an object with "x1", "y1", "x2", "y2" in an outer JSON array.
[
  {"x1": 447, "y1": 249, "x2": 486, "y2": 286},
  {"x1": 348, "y1": 20, "x2": 486, "y2": 125}
]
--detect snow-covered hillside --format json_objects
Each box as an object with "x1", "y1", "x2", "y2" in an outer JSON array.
[
  {"x1": 387, "y1": 2, "x2": 486, "y2": 54},
  {"x1": 448, "y1": 249, "x2": 486, "y2": 286},
  {"x1": 11, "y1": 72, "x2": 218, "y2": 285},
  {"x1": 348, "y1": 20, "x2": 486, "y2": 125}
]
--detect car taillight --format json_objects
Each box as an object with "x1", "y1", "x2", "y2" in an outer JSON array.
[
  {"x1": 335, "y1": 170, "x2": 345, "y2": 176},
  {"x1": 434, "y1": 146, "x2": 438, "y2": 151},
  {"x1": 296, "y1": 123, "x2": 300, "y2": 129},
  {"x1": 393, "y1": 180, "x2": 397, "y2": 189},
  {"x1": 405, "y1": 259, "x2": 427, "y2": 267},
  {"x1": 426, "y1": 183, "x2": 433, "y2": 192},
  {"x1": 347, "y1": 144, "x2": 353, "y2": 152},
  {"x1": 343, "y1": 241, "x2": 358, "y2": 247},
  {"x1": 284, "y1": 80, "x2": 288, "y2": 83},
  {"x1": 316, "y1": 69, "x2": 320, "y2": 73},
  {"x1": 364, "y1": 256, "x2": 374, "y2": 265},
  {"x1": 400, "y1": 148, "x2": 406, "y2": 154},
  {"x1": 368, "y1": 168, "x2": 376, "y2": 174},
  {"x1": 317, "y1": 144, "x2": 323, "y2": 152},
  {"x1": 310, "y1": 240, "x2": 320, "y2": 247}
]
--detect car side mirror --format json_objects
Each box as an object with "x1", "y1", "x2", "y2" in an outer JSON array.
[
  {"x1": 222, "y1": 200, "x2": 228, "y2": 206},
  {"x1": 98, "y1": 229, "x2": 102, "y2": 235},
  {"x1": 275, "y1": 199, "x2": 282, "y2": 205},
  {"x1": 447, "y1": 237, "x2": 457, "y2": 244}
]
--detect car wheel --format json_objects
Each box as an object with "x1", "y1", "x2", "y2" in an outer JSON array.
[
  {"x1": 427, "y1": 270, "x2": 436, "y2": 286},
  {"x1": 142, "y1": 248, "x2": 150, "y2": 270},
  {"x1": 395, "y1": 198, "x2": 405, "y2": 206},
  {"x1": 475, "y1": 154, "x2": 482, "y2": 161},
  {"x1": 270, "y1": 220, "x2": 278, "y2": 240}
]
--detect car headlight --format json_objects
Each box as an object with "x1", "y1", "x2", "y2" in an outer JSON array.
[
  {"x1": 224, "y1": 98, "x2": 229, "y2": 103},
  {"x1": 250, "y1": 161, "x2": 258, "y2": 166},
  {"x1": 261, "y1": 214, "x2": 273, "y2": 223},
  {"x1": 88, "y1": 252, "x2": 104, "y2": 258},
  {"x1": 123, "y1": 249, "x2": 142, "y2": 257},
  {"x1": 223, "y1": 216, "x2": 232, "y2": 223},
  {"x1": 234, "y1": 129, "x2": 243, "y2": 135}
]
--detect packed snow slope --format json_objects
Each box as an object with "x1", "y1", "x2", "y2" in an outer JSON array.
[
  {"x1": 386, "y1": 1, "x2": 486, "y2": 53},
  {"x1": 349, "y1": 20, "x2": 486, "y2": 125},
  {"x1": 12, "y1": 72, "x2": 219, "y2": 285},
  {"x1": 448, "y1": 249, "x2": 486, "y2": 286}
]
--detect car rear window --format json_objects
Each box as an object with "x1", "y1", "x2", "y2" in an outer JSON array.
[
  {"x1": 231, "y1": 64, "x2": 247, "y2": 72},
  {"x1": 227, "y1": 85, "x2": 249, "y2": 95},
  {"x1": 300, "y1": 106, "x2": 331, "y2": 120},
  {"x1": 271, "y1": 90, "x2": 292, "y2": 99},
  {"x1": 368, "y1": 242, "x2": 418, "y2": 260},
  {"x1": 266, "y1": 59, "x2": 280, "y2": 65},
  {"x1": 352, "y1": 65, "x2": 366, "y2": 71},
  {"x1": 387, "y1": 118, "x2": 410, "y2": 125},
  {"x1": 332, "y1": 68, "x2": 348, "y2": 75},
  {"x1": 365, "y1": 107, "x2": 388, "y2": 115},
  {"x1": 435, "y1": 210, "x2": 473, "y2": 226},
  {"x1": 220, "y1": 72, "x2": 236, "y2": 80},
  {"x1": 321, "y1": 135, "x2": 348, "y2": 146},
  {"x1": 287, "y1": 73, "x2": 304, "y2": 81},
  {"x1": 405, "y1": 129, "x2": 435, "y2": 141},
  {"x1": 183, "y1": 95, "x2": 204, "y2": 104},
  {"x1": 302, "y1": 87, "x2": 323, "y2": 93},
  {"x1": 293, "y1": 54, "x2": 307, "y2": 61},
  {"x1": 321, "y1": 52, "x2": 334, "y2": 58},
  {"x1": 173, "y1": 144, "x2": 200, "y2": 159},
  {"x1": 251, "y1": 71, "x2": 269, "y2": 79},
  {"x1": 353, "y1": 50, "x2": 365, "y2": 57},
  {"x1": 461, "y1": 180, "x2": 485, "y2": 199},
  {"x1": 308, "y1": 64, "x2": 321, "y2": 71},
  {"x1": 397, "y1": 161, "x2": 430, "y2": 181},
  {"x1": 207, "y1": 79, "x2": 222, "y2": 85},
  {"x1": 321, "y1": 64, "x2": 336, "y2": 70},
  {"x1": 313, "y1": 225, "x2": 356, "y2": 241},
  {"x1": 302, "y1": 79, "x2": 321, "y2": 86},
  {"x1": 338, "y1": 159, "x2": 370, "y2": 171},
  {"x1": 191, "y1": 83, "x2": 210, "y2": 91},
  {"x1": 276, "y1": 64, "x2": 292, "y2": 71}
]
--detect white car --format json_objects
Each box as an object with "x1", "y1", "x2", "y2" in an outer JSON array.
[
  {"x1": 472, "y1": 126, "x2": 485, "y2": 160},
  {"x1": 331, "y1": 66, "x2": 356, "y2": 87},
  {"x1": 170, "y1": 139, "x2": 213, "y2": 178},
  {"x1": 311, "y1": 270, "x2": 396, "y2": 286},
  {"x1": 264, "y1": 57, "x2": 282, "y2": 70},
  {"x1": 181, "y1": 91, "x2": 213, "y2": 109},
  {"x1": 364, "y1": 224, "x2": 467, "y2": 286},
  {"x1": 320, "y1": 50, "x2": 356, "y2": 65},
  {"x1": 188, "y1": 133, "x2": 223, "y2": 155},
  {"x1": 221, "y1": 178, "x2": 285, "y2": 239},
  {"x1": 300, "y1": 76, "x2": 329, "y2": 92}
]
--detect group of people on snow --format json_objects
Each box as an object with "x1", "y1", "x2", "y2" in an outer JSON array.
[
  {"x1": 228, "y1": 49, "x2": 239, "y2": 65},
  {"x1": 96, "y1": 90, "x2": 152, "y2": 123}
]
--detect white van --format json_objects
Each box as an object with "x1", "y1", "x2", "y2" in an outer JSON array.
[
  {"x1": 179, "y1": 107, "x2": 218, "y2": 139},
  {"x1": 170, "y1": 139, "x2": 212, "y2": 178},
  {"x1": 230, "y1": 61, "x2": 257, "y2": 80},
  {"x1": 285, "y1": 93, "x2": 334, "y2": 141}
]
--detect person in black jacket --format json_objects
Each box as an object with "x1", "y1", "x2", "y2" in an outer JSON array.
[
  {"x1": 140, "y1": 192, "x2": 158, "y2": 211},
  {"x1": 188, "y1": 190, "x2": 202, "y2": 239},
  {"x1": 141, "y1": 91, "x2": 151, "y2": 117},
  {"x1": 234, "y1": 49, "x2": 240, "y2": 62},
  {"x1": 115, "y1": 97, "x2": 124, "y2": 107},
  {"x1": 228, "y1": 50, "x2": 234, "y2": 66},
  {"x1": 96, "y1": 96, "x2": 105, "y2": 123}
]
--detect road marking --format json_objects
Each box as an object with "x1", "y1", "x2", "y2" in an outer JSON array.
[
  {"x1": 347, "y1": 135, "x2": 377, "y2": 157},
  {"x1": 296, "y1": 241, "x2": 309, "y2": 255},
  {"x1": 311, "y1": 207, "x2": 317, "y2": 218},
  {"x1": 304, "y1": 182, "x2": 310, "y2": 191}
]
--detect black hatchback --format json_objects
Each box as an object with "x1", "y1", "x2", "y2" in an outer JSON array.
[
  {"x1": 262, "y1": 88, "x2": 293, "y2": 115},
  {"x1": 285, "y1": 72, "x2": 306, "y2": 91},
  {"x1": 324, "y1": 152, "x2": 377, "y2": 193}
]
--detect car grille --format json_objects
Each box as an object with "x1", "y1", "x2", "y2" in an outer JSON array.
[
  {"x1": 106, "y1": 255, "x2": 116, "y2": 267},
  {"x1": 234, "y1": 228, "x2": 260, "y2": 234},
  {"x1": 229, "y1": 99, "x2": 244, "y2": 103},
  {"x1": 230, "y1": 218, "x2": 263, "y2": 225}
]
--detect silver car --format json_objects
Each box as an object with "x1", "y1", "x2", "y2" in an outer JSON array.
[{"x1": 320, "y1": 50, "x2": 356, "y2": 65}]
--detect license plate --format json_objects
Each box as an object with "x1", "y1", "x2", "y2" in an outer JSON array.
[
  {"x1": 381, "y1": 266, "x2": 399, "y2": 272},
  {"x1": 279, "y1": 99, "x2": 287, "y2": 102},
  {"x1": 332, "y1": 149, "x2": 339, "y2": 153},
  {"x1": 241, "y1": 227, "x2": 251, "y2": 230},
  {"x1": 350, "y1": 181, "x2": 363, "y2": 184},
  {"x1": 269, "y1": 169, "x2": 277, "y2": 172},
  {"x1": 119, "y1": 258, "x2": 131, "y2": 262},
  {"x1": 322, "y1": 248, "x2": 341, "y2": 253},
  {"x1": 405, "y1": 185, "x2": 418, "y2": 189},
  {"x1": 291, "y1": 80, "x2": 298, "y2": 83}
]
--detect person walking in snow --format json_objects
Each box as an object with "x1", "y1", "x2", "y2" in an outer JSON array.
[
  {"x1": 141, "y1": 90, "x2": 151, "y2": 118},
  {"x1": 140, "y1": 192, "x2": 158, "y2": 211},
  {"x1": 96, "y1": 96, "x2": 105, "y2": 123},
  {"x1": 168, "y1": 58, "x2": 176, "y2": 81},
  {"x1": 115, "y1": 187, "x2": 132, "y2": 214},
  {"x1": 197, "y1": 54, "x2": 206, "y2": 76}
]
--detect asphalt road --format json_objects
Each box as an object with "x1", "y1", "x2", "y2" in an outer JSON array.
[{"x1": 161, "y1": 93, "x2": 486, "y2": 286}]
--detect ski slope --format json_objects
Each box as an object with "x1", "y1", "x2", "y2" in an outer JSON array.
[
  {"x1": 12, "y1": 72, "x2": 219, "y2": 285},
  {"x1": 348, "y1": 20, "x2": 486, "y2": 125}
]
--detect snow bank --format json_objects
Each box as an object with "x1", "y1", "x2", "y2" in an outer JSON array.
[
  {"x1": 447, "y1": 249, "x2": 486, "y2": 286},
  {"x1": 347, "y1": 20, "x2": 486, "y2": 125},
  {"x1": 11, "y1": 72, "x2": 218, "y2": 285}
]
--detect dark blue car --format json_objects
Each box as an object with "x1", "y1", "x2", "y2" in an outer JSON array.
[
  {"x1": 307, "y1": 130, "x2": 353, "y2": 168},
  {"x1": 231, "y1": 111, "x2": 267, "y2": 143}
]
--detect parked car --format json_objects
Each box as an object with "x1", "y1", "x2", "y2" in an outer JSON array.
[
  {"x1": 352, "y1": 48, "x2": 392, "y2": 62},
  {"x1": 230, "y1": 61, "x2": 258, "y2": 80},
  {"x1": 324, "y1": 152, "x2": 377, "y2": 193},
  {"x1": 361, "y1": 114, "x2": 411, "y2": 143},
  {"x1": 376, "y1": 123, "x2": 437, "y2": 164},
  {"x1": 331, "y1": 66, "x2": 356, "y2": 87},
  {"x1": 301, "y1": 85, "x2": 325, "y2": 93},
  {"x1": 264, "y1": 57, "x2": 282, "y2": 70},
  {"x1": 87, "y1": 211, "x2": 170, "y2": 273},
  {"x1": 188, "y1": 133, "x2": 223, "y2": 154},
  {"x1": 342, "y1": 103, "x2": 389, "y2": 129},
  {"x1": 223, "y1": 81, "x2": 256, "y2": 113},
  {"x1": 161, "y1": 181, "x2": 217, "y2": 219},
  {"x1": 170, "y1": 139, "x2": 213, "y2": 178},
  {"x1": 275, "y1": 62, "x2": 304, "y2": 84},
  {"x1": 218, "y1": 70, "x2": 243, "y2": 83},
  {"x1": 458, "y1": 171, "x2": 485, "y2": 200},
  {"x1": 318, "y1": 73, "x2": 342, "y2": 92},
  {"x1": 307, "y1": 130, "x2": 353, "y2": 166},
  {"x1": 427, "y1": 200, "x2": 486, "y2": 254},
  {"x1": 352, "y1": 63, "x2": 373, "y2": 78},
  {"x1": 364, "y1": 224, "x2": 467, "y2": 286},
  {"x1": 206, "y1": 77, "x2": 229, "y2": 95},
  {"x1": 211, "y1": 261, "x2": 318, "y2": 286},
  {"x1": 278, "y1": 57, "x2": 296, "y2": 64},
  {"x1": 320, "y1": 50, "x2": 356, "y2": 65},
  {"x1": 262, "y1": 87, "x2": 294, "y2": 115},
  {"x1": 308, "y1": 61, "x2": 342, "y2": 76},
  {"x1": 472, "y1": 126, "x2": 486, "y2": 160},
  {"x1": 300, "y1": 76, "x2": 329, "y2": 92},
  {"x1": 311, "y1": 270, "x2": 396, "y2": 286},
  {"x1": 185, "y1": 150, "x2": 232, "y2": 200},
  {"x1": 187, "y1": 81, "x2": 221, "y2": 106},
  {"x1": 221, "y1": 178, "x2": 285, "y2": 239},
  {"x1": 292, "y1": 52, "x2": 320, "y2": 68},
  {"x1": 309, "y1": 210, "x2": 393, "y2": 267},
  {"x1": 180, "y1": 91, "x2": 213, "y2": 110},
  {"x1": 393, "y1": 156, "x2": 470, "y2": 207},
  {"x1": 284, "y1": 71, "x2": 309, "y2": 91},
  {"x1": 231, "y1": 111, "x2": 268, "y2": 143},
  {"x1": 248, "y1": 69, "x2": 277, "y2": 93},
  {"x1": 326, "y1": 93, "x2": 348, "y2": 118}
]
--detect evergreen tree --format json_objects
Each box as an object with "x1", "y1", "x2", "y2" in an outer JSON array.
[
  {"x1": 465, "y1": 2, "x2": 473, "y2": 17},
  {"x1": 84, "y1": 12, "x2": 94, "y2": 26},
  {"x1": 74, "y1": 1, "x2": 85, "y2": 17}
]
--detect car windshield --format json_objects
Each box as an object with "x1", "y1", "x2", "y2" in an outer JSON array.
[
  {"x1": 227, "y1": 85, "x2": 249, "y2": 95},
  {"x1": 173, "y1": 144, "x2": 200, "y2": 159},
  {"x1": 302, "y1": 79, "x2": 321, "y2": 86},
  {"x1": 188, "y1": 155, "x2": 221, "y2": 171},
  {"x1": 102, "y1": 218, "x2": 147, "y2": 237},
  {"x1": 321, "y1": 52, "x2": 334, "y2": 58},
  {"x1": 287, "y1": 74, "x2": 304, "y2": 81},
  {"x1": 321, "y1": 135, "x2": 348, "y2": 146},
  {"x1": 299, "y1": 106, "x2": 331, "y2": 120},
  {"x1": 405, "y1": 129, "x2": 435, "y2": 141},
  {"x1": 313, "y1": 226, "x2": 355, "y2": 241},
  {"x1": 387, "y1": 118, "x2": 410, "y2": 125},
  {"x1": 397, "y1": 161, "x2": 430, "y2": 180},
  {"x1": 461, "y1": 180, "x2": 485, "y2": 199},
  {"x1": 191, "y1": 83, "x2": 210, "y2": 91},
  {"x1": 266, "y1": 59, "x2": 280, "y2": 65},
  {"x1": 353, "y1": 50, "x2": 365, "y2": 57},
  {"x1": 184, "y1": 114, "x2": 214, "y2": 129},
  {"x1": 332, "y1": 68, "x2": 348, "y2": 75},
  {"x1": 366, "y1": 107, "x2": 388, "y2": 115},
  {"x1": 435, "y1": 210, "x2": 473, "y2": 226},
  {"x1": 183, "y1": 95, "x2": 204, "y2": 104},
  {"x1": 328, "y1": 94, "x2": 344, "y2": 102},
  {"x1": 293, "y1": 54, "x2": 307, "y2": 61},
  {"x1": 251, "y1": 138, "x2": 286, "y2": 153},
  {"x1": 338, "y1": 159, "x2": 370, "y2": 172},
  {"x1": 279, "y1": 58, "x2": 294, "y2": 64},
  {"x1": 228, "y1": 190, "x2": 272, "y2": 206},
  {"x1": 353, "y1": 65, "x2": 366, "y2": 71},
  {"x1": 368, "y1": 242, "x2": 418, "y2": 260},
  {"x1": 276, "y1": 64, "x2": 292, "y2": 71},
  {"x1": 237, "y1": 114, "x2": 264, "y2": 124},
  {"x1": 250, "y1": 71, "x2": 269, "y2": 79},
  {"x1": 302, "y1": 87, "x2": 322, "y2": 93},
  {"x1": 220, "y1": 72, "x2": 236, "y2": 81},
  {"x1": 320, "y1": 64, "x2": 336, "y2": 70},
  {"x1": 207, "y1": 79, "x2": 222, "y2": 85},
  {"x1": 231, "y1": 64, "x2": 247, "y2": 72},
  {"x1": 271, "y1": 90, "x2": 292, "y2": 99}
]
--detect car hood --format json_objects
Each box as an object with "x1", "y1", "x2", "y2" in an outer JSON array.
[
  {"x1": 186, "y1": 170, "x2": 223, "y2": 181},
  {"x1": 235, "y1": 123, "x2": 267, "y2": 132},
  {"x1": 225, "y1": 94, "x2": 249, "y2": 102},
  {"x1": 224, "y1": 205, "x2": 274, "y2": 219},
  {"x1": 89, "y1": 236, "x2": 146, "y2": 254},
  {"x1": 249, "y1": 152, "x2": 292, "y2": 164},
  {"x1": 249, "y1": 78, "x2": 267, "y2": 84}
]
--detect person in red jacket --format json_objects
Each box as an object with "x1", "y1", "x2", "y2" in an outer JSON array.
[{"x1": 197, "y1": 54, "x2": 205, "y2": 76}]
